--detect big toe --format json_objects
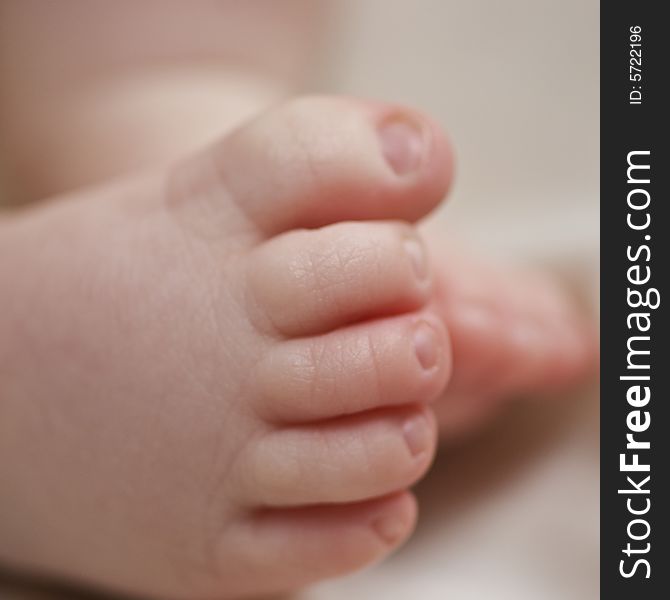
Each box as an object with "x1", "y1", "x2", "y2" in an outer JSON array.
[{"x1": 170, "y1": 96, "x2": 453, "y2": 239}]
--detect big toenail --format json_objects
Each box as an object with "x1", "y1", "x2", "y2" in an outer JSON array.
[
  {"x1": 378, "y1": 117, "x2": 424, "y2": 175},
  {"x1": 403, "y1": 237, "x2": 429, "y2": 280},
  {"x1": 372, "y1": 513, "x2": 406, "y2": 544},
  {"x1": 403, "y1": 412, "x2": 432, "y2": 457},
  {"x1": 413, "y1": 321, "x2": 439, "y2": 370}
]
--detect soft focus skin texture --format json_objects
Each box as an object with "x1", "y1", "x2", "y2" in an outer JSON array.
[
  {"x1": 0, "y1": 2, "x2": 595, "y2": 598},
  {"x1": 430, "y1": 242, "x2": 595, "y2": 437},
  {"x1": 0, "y1": 96, "x2": 593, "y2": 600},
  {"x1": 0, "y1": 0, "x2": 327, "y2": 202}
]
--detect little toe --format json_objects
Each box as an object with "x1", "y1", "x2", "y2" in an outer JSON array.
[{"x1": 221, "y1": 492, "x2": 417, "y2": 595}]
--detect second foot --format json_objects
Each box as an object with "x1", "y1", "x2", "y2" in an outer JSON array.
[{"x1": 427, "y1": 239, "x2": 597, "y2": 439}]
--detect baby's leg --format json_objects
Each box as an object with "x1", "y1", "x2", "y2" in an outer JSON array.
[{"x1": 0, "y1": 0, "x2": 326, "y2": 202}]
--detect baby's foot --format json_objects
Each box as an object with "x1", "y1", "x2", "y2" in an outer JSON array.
[
  {"x1": 428, "y1": 240, "x2": 597, "y2": 439},
  {"x1": 0, "y1": 97, "x2": 453, "y2": 598}
]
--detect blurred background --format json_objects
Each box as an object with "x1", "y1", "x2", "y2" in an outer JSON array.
[
  {"x1": 320, "y1": 0, "x2": 599, "y2": 265},
  {"x1": 0, "y1": 1, "x2": 599, "y2": 598}
]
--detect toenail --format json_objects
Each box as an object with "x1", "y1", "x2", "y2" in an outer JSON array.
[
  {"x1": 378, "y1": 117, "x2": 425, "y2": 175},
  {"x1": 403, "y1": 237, "x2": 429, "y2": 281},
  {"x1": 371, "y1": 513, "x2": 406, "y2": 545},
  {"x1": 402, "y1": 412, "x2": 432, "y2": 457},
  {"x1": 413, "y1": 321, "x2": 440, "y2": 370}
]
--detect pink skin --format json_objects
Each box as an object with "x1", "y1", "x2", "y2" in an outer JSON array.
[
  {"x1": 0, "y1": 97, "x2": 594, "y2": 598},
  {"x1": 0, "y1": 4, "x2": 596, "y2": 598},
  {"x1": 431, "y1": 243, "x2": 596, "y2": 438},
  {"x1": 0, "y1": 98, "x2": 453, "y2": 598}
]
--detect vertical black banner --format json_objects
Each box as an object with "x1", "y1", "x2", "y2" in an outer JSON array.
[{"x1": 601, "y1": 2, "x2": 669, "y2": 598}]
